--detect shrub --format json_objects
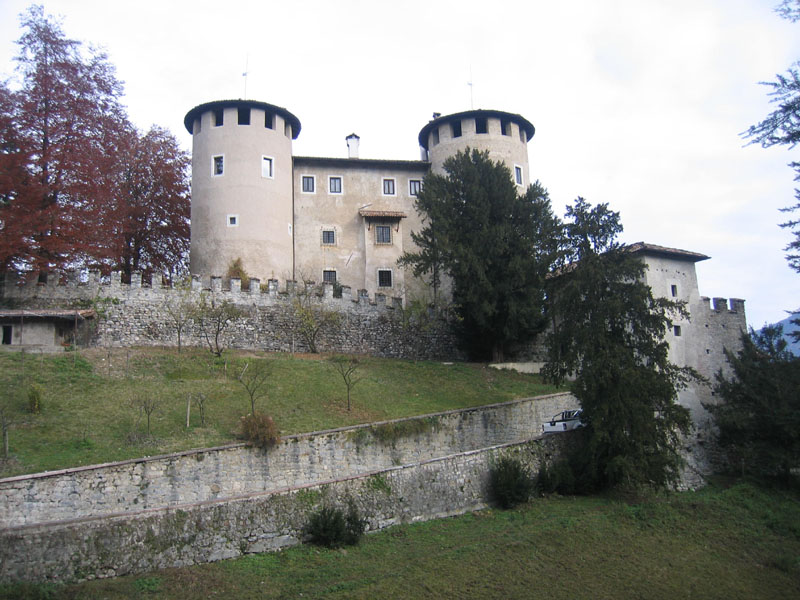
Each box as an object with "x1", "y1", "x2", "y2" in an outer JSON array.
[
  {"x1": 536, "y1": 459, "x2": 576, "y2": 496},
  {"x1": 27, "y1": 384, "x2": 43, "y2": 414},
  {"x1": 489, "y1": 456, "x2": 533, "y2": 508},
  {"x1": 240, "y1": 412, "x2": 280, "y2": 449},
  {"x1": 306, "y1": 503, "x2": 367, "y2": 548}
]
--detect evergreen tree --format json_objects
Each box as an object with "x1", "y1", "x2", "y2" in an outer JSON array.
[
  {"x1": 709, "y1": 325, "x2": 800, "y2": 483},
  {"x1": 544, "y1": 198, "x2": 693, "y2": 491},
  {"x1": 400, "y1": 149, "x2": 560, "y2": 361}
]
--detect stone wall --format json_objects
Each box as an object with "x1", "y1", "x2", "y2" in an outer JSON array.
[
  {"x1": 0, "y1": 393, "x2": 577, "y2": 528},
  {"x1": 0, "y1": 271, "x2": 463, "y2": 360},
  {"x1": 0, "y1": 434, "x2": 573, "y2": 583}
]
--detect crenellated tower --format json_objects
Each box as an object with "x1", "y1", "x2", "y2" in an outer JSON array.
[{"x1": 184, "y1": 99, "x2": 301, "y2": 281}]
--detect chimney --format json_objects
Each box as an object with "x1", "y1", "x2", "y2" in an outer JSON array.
[{"x1": 346, "y1": 133, "x2": 360, "y2": 159}]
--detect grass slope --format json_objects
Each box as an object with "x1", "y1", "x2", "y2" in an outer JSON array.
[
  {"x1": 0, "y1": 348, "x2": 560, "y2": 477},
  {"x1": 3, "y1": 481, "x2": 799, "y2": 599}
]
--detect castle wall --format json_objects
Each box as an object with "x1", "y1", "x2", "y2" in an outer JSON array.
[
  {"x1": 0, "y1": 272, "x2": 460, "y2": 359},
  {"x1": 0, "y1": 393, "x2": 576, "y2": 529}
]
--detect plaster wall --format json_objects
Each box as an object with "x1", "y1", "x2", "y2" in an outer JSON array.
[{"x1": 190, "y1": 106, "x2": 295, "y2": 281}]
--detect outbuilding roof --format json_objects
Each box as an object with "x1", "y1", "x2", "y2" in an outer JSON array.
[{"x1": 0, "y1": 309, "x2": 96, "y2": 320}]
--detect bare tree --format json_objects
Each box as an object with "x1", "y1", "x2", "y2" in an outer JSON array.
[
  {"x1": 329, "y1": 355, "x2": 363, "y2": 412},
  {"x1": 130, "y1": 393, "x2": 160, "y2": 437},
  {"x1": 291, "y1": 279, "x2": 341, "y2": 353},
  {"x1": 236, "y1": 360, "x2": 272, "y2": 415},
  {"x1": 164, "y1": 283, "x2": 194, "y2": 353},
  {"x1": 192, "y1": 293, "x2": 244, "y2": 357}
]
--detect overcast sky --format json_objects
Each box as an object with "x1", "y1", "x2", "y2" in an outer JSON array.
[{"x1": 1, "y1": 0, "x2": 798, "y2": 328}]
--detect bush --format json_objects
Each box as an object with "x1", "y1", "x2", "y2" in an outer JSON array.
[
  {"x1": 489, "y1": 456, "x2": 533, "y2": 508},
  {"x1": 536, "y1": 459, "x2": 576, "y2": 496},
  {"x1": 306, "y1": 503, "x2": 367, "y2": 548},
  {"x1": 239, "y1": 412, "x2": 280, "y2": 449},
  {"x1": 27, "y1": 384, "x2": 43, "y2": 414}
]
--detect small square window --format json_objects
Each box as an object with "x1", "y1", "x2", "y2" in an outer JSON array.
[
  {"x1": 514, "y1": 165, "x2": 523, "y2": 186},
  {"x1": 670, "y1": 285, "x2": 678, "y2": 297},
  {"x1": 238, "y1": 107, "x2": 250, "y2": 125},
  {"x1": 673, "y1": 325, "x2": 682, "y2": 337},
  {"x1": 322, "y1": 230, "x2": 335, "y2": 245},
  {"x1": 213, "y1": 155, "x2": 224, "y2": 176},
  {"x1": 409, "y1": 179, "x2": 422, "y2": 196},
  {"x1": 378, "y1": 269, "x2": 392, "y2": 288},
  {"x1": 382, "y1": 179, "x2": 396, "y2": 195},
  {"x1": 329, "y1": 176, "x2": 342, "y2": 194},
  {"x1": 323, "y1": 270, "x2": 337, "y2": 284},
  {"x1": 227, "y1": 214, "x2": 239, "y2": 227},
  {"x1": 262, "y1": 156, "x2": 274, "y2": 178},
  {"x1": 376, "y1": 225, "x2": 391, "y2": 245},
  {"x1": 451, "y1": 121, "x2": 462, "y2": 138},
  {"x1": 302, "y1": 175, "x2": 315, "y2": 193},
  {"x1": 213, "y1": 109, "x2": 224, "y2": 126}
]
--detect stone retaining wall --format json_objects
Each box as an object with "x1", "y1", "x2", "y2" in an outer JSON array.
[
  {"x1": 0, "y1": 434, "x2": 573, "y2": 583},
  {"x1": 0, "y1": 393, "x2": 577, "y2": 528}
]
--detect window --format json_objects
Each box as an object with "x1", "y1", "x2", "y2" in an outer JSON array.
[
  {"x1": 238, "y1": 107, "x2": 250, "y2": 125},
  {"x1": 376, "y1": 225, "x2": 391, "y2": 244},
  {"x1": 514, "y1": 165, "x2": 523, "y2": 186},
  {"x1": 670, "y1": 284, "x2": 678, "y2": 297},
  {"x1": 451, "y1": 120, "x2": 462, "y2": 138},
  {"x1": 501, "y1": 119, "x2": 511, "y2": 136},
  {"x1": 323, "y1": 270, "x2": 337, "y2": 284},
  {"x1": 213, "y1": 108, "x2": 223, "y2": 126},
  {"x1": 432, "y1": 128, "x2": 439, "y2": 146},
  {"x1": 409, "y1": 179, "x2": 422, "y2": 196},
  {"x1": 262, "y1": 156, "x2": 274, "y2": 178},
  {"x1": 322, "y1": 229, "x2": 335, "y2": 245},
  {"x1": 519, "y1": 128, "x2": 526, "y2": 143},
  {"x1": 329, "y1": 176, "x2": 342, "y2": 194},
  {"x1": 2, "y1": 325, "x2": 11, "y2": 345},
  {"x1": 475, "y1": 117, "x2": 487, "y2": 134},
  {"x1": 378, "y1": 269, "x2": 392, "y2": 288},
  {"x1": 212, "y1": 155, "x2": 224, "y2": 176},
  {"x1": 673, "y1": 325, "x2": 682, "y2": 337},
  {"x1": 264, "y1": 111, "x2": 274, "y2": 129},
  {"x1": 382, "y1": 178, "x2": 396, "y2": 195},
  {"x1": 227, "y1": 214, "x2": 239, "y2": 227},
  {"x1": 302, "y1": 175, "x2": 315, "y2": 193}
]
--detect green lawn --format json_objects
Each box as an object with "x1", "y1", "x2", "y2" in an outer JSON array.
[
  {"x1": 3, "y1": 481, "x2": 798, "y2": 599},
  {"x1": 0, "y1": 347, "x2": 560, "y2": 477}
]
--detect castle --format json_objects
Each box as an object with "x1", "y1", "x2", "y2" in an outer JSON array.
[{"x1": 183, "y1": 99, "x2": 533, "y2": 299}]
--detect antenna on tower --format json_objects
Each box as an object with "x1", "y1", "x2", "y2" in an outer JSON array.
[
  {"x1": 467, "y1": 64, "x2": 474, "y2": 109},
  {"x1": 242, "y1": 54, "x2": 249, "y2": 99}
]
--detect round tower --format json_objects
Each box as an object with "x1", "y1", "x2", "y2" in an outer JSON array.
[
  {"x1": 418, "y1": 109, "x2": 535, "y2": 187},
  {"x1": 184, "y1": 99, "x2": 301, "y2": 282}
]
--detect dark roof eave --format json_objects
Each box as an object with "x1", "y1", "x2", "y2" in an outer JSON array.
[
  {"x1": 626, "y1": 242, "x2": 710, "y2": 263},
  {"x1": 418, "y1": 109, "x2": 535, "y2": 150},
  {"x1": 184, "y1": 99, "x2": 302, "y2": 138},
  {"x1": 293, "y1": 156, "x2": 430, "y2": 171}
]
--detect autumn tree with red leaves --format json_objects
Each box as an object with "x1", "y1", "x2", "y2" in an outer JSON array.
[{"x1": 0, "y1": 6, "x2": 190, "y2": 279}]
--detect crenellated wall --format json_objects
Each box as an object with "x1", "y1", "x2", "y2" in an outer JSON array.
[{"x1": 0, "y1": 271, "x2": 462, "y2": 359}]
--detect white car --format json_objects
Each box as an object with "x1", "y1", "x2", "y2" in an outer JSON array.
[{"x1": 542, "y1": 409, "x2": 584, "y2": 433}]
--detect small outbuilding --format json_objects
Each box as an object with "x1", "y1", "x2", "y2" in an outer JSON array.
[{"x1": 0, "y1": 309, "x2": 96, "y2": 351}]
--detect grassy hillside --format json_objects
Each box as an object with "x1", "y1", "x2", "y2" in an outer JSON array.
[
  {"x1": 0, "y1": 347, "x2": 560, "y2": 477},
  {"x1": 3, "y1": 481, "x2": 798, "y2": 599}
]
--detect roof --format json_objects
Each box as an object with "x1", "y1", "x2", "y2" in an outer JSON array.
[
  {"x1": 184, "y1": 99, "x2": 302, "y2": 138},
  {"x1": 626, "y1": 242, "x2": 710, "y2": 263},
  {"x1": 418, "y1": 109, "x2": 536, "y2": 150},
  {"x1": 359, "y1": 210, "x2": 407, "y2": 219},
  {"x1": 293, "y1": 156, "x2": 429, "y2": 171},
  {"x1": 0, "y1": 309, "x2": 96, "y2": 320}
]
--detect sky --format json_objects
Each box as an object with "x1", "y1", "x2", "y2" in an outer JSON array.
[{"x1": 0, "y1": 0, "x2": 798, "y2": 329}]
